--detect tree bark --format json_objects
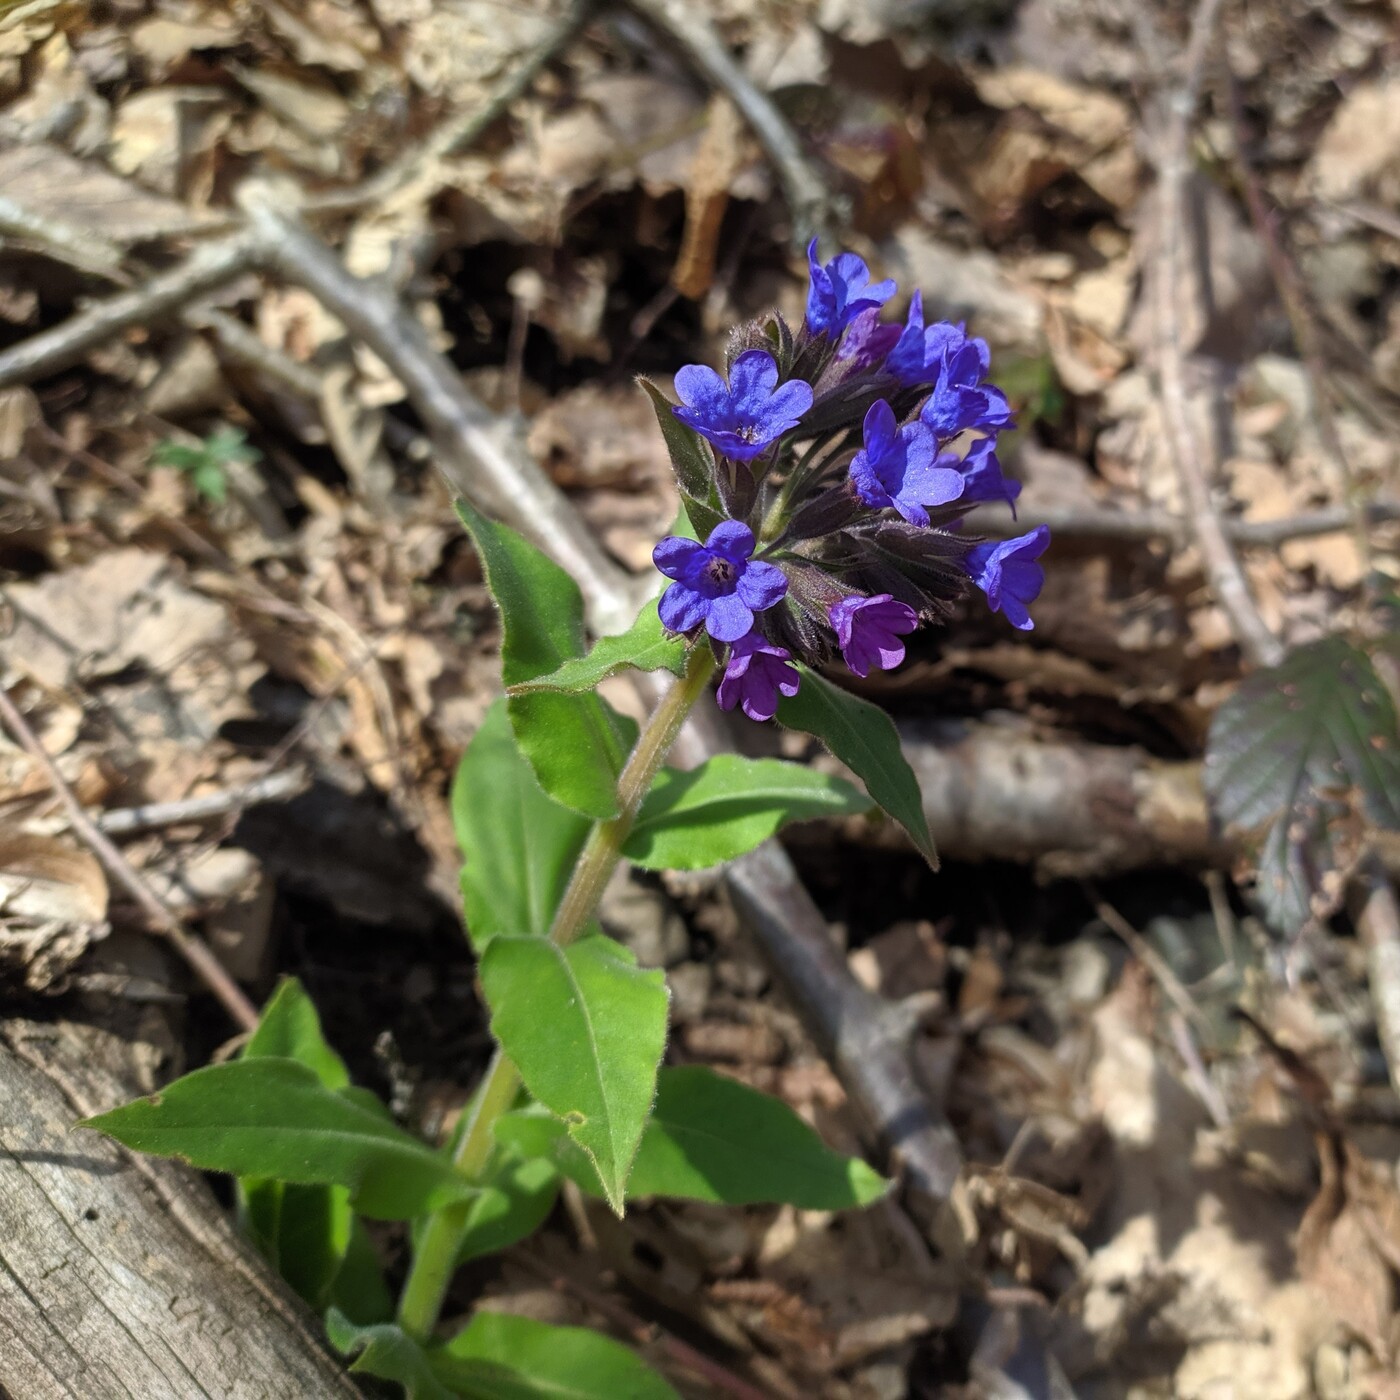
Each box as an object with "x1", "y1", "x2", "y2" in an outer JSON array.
[{"x1": 0, "y1": 1018, "x2": 362, "y2": 1399}]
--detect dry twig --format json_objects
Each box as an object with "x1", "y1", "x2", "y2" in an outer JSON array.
[
  {"x1": 0, "y1": 687, "x2": 258, "y2": 1030},
  {"x1": 95, "y1": 769, "x2": 309, "y2": 838}
]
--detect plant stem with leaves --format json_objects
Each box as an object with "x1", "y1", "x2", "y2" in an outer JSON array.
[{"x1": 398, "y1": 644, "x2": 717, "y2": 1342}]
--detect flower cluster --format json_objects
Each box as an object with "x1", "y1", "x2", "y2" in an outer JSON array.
[{"x1": 650, "y1": 240, "x2": 1049, "y2": 721}]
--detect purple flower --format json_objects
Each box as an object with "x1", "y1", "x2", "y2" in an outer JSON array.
[
  {"x1": 654, "y1": 520, "x2": 788, "y2": 643},
  {"x1": 849, "y1": 400, "x2": 965, "y2": 527},
  {"x1": 805, "y1": 239, "x2": 897, "y2": 338},
  {"x1": 964, "y1": 524, "x2": 1050, "y2": 631},
  {"x1": 829, "y1": 593, "x2": 919, "y2": 678},
  {"x1": 957, "y1": 436, "x2": 1021, "y2": 514},
  {"x1": 919, "y1": 329, "x2": 1014, "y2": 440},
  {"x1": 673, "y1": 351, "x2": 813, "y2": 462},
  {"x1": 717, "y1": 630, "x2": 800, "y2": 722},
  {"x1": 835, "y1": 306, "x2": 902, "y2": 375},
  {"x1": 887, "y1": 295, "x2": 969, "y2": 387}
]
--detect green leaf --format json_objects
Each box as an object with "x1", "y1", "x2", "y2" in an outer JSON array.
[
  {"x1": 1204, "y1": 636, "x2": 1400, "y2": 933},
  {"x1": 454, "y1": 1151, "x2": 559, "y2": 1267},
  {"x1": 453, "y1": 699, "x2": 590, "y2": 950},
  {"x1": 778, "y1": 665, "x2": 938, "y2": 867},
  {"x1": 508, "y1": 598, "x2": 687, "y2": 695},
  {"x1": 82, "y1": 1059, "x2": 475, "y2": 1220},
  {"x1": 326, "y1": 1311, "x2": 454, "y2": 1400},
  {"x1": 245, "y1": 976, "x2": 349, "y2": 1089},
  {"x1": 623, "y1": 754, "x2": 871, "y2": 870},
  {"x1": 639, "y1": 378, "x2": 712, "y2": 501},
  {"x1": 329, "y1": 1218, "x2": 396, "y2": 1327},
  {"x1": 429, "y1": 1311, "x2": 679, "y2": 1400},
  {"x1": 498, "y1": 1068, "x2": 887, "y2": 1210},
  {"x1": 455, "y1": 497, "x2": 636, "y2": 819},
  {"x1": 480, "y1": 935, "x2": 669, "y2": 1213},
  {"x1": 626, "y1": 1066, "x2": 887, "y2": 1207}
]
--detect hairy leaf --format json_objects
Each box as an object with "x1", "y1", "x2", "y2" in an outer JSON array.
[
  {"x1": 639, "y1": 378, "x2": 712, "y2": 501},
  {"x1": 480, "y1": 934, "x2": 669, "y2": 1213},
  {"x1": 430, "y1": 1311, "x2": 679, "y2": 1400},
  {"x1": 507, "y1": 597, "x2": 687, "y2": 694},
  {"x1": 778, "y1": 666, "x2": 937, "y2": 867},
  {"x1": 453, "y1": 699, "x2": 590, "y2": 950},
  {"x1": 623, "y1": 754, "x2": 870, "y2": 870},
  {"x1": 454, "y1": 1151, "x2": 559, "y2": 1267},
  {"x1": 326, "y1": 1312, "x2": 453, "y2": 1400},
  {"x1": 329, "y1": 1219, "x2": 396, "y2": 1327},
  {"x1": 1205, "y1": 636, "x2": 1400, "y2": 932},
  {"x1": 245, "y1": 976, "x2": 349, "y2": 1089},
  {"x1": 83, "y1": 1059, "x2": 475, "y2": 1220},
  {"x1": 455, "y1": 498, "x2": 636, "y2": 818}
]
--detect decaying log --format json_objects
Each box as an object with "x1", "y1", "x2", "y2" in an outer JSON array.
[
  {"x1": 897, "y1": 720, "x2": 1217, "y2": 876},
  {"x1": 0, "y1": 1018, "x2": 361, "y2": 1400}
]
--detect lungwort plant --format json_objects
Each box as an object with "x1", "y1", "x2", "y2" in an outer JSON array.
[{"x1": 84, "y1": 243, "x2": 1045, "y2": 1397}]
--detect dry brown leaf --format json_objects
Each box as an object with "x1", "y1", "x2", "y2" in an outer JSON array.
[
  {"x1": 0, "y1": 833, "x2": 107, "y2": 923},
  {"x1": 1305, "y1": 76, "x2": 1400, "y2": 204}
]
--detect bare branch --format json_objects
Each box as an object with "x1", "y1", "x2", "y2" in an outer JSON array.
[
  {"x1": 0, "y1": 232, "x2": 261, "y2": 390},
  {"x1": 95, "y1": 769, "x2": 309, "y2": 837},
  {"x1": 620, "y1": 0, "x2": 839, "y2": 248}
]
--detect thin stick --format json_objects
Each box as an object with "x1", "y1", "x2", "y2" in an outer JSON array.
[
  {"x1": 95, "y1": 769, "x2": 309, "y2": 837},
  {"x1": 621, "y1": 0, "x2": 837, "y2": 247},
  {"x1": 0, "y1": 232, "x2": 261, "y2": 390},
  {"x1": 0, "y1": 687, "x2": 258, "y2": 1031},
  {"x1": 1148, "y1": 0, "x2": 1281, "y2": 668},
  {"x1": 968, "y1": 499, "x2": 1400, "y2": 546},
  {"x1": 303, "y1": 0, "x2": 596, "y2": 217}
]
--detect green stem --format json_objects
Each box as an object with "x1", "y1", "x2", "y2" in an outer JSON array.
[{"x1": 396, "y1": 644, "x2": 717, "y2": 1343}]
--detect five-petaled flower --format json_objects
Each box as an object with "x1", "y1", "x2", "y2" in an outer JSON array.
[
  {"x1": 673, "y1": 351, "x2": 813, "y2": 462},
  {"x1": 829, "y1": 594, "x2": 919, "y2": 678},
  {"x1": 717, "y1": 630, "x2": 800, "y2": 723},
  {"x1": 849, "y1": 400, "x2": 964, "y2": 527},
  {"x1": 886, "y1": 292, "x2": 965, "y2": 388},
  {"x1": 805, "y1": 239, "x2": 896, "y2": 338},
  {"x1": 918, "y1": 327, "x2": 1014, "y2": 441},
  {"x1": 963, "y1": 525, "x2": 1050, "y2": 631},
  {"x1": 654, "y1": 521, "x2": 788, "y2": 643}
]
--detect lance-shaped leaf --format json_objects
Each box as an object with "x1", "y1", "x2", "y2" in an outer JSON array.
[
  {"x1": 456, "y1": 498, "x2": 636, "y2": 819},
  {"x1": 499, "y1": 1065, "x2": 888, "y2": 1210},
  {"x1": 326, "y1": 1312, "x2": 453, "y2": 1400},
  {"x1": 640, "y1": 378, "x2": 712, "y2": 500},
  {"x1": 82, "y1": 1059, "x2": 476, "y2": 1220},
  {"x1": 245, "y1": 975, "x2": 349, "y2": 1089},
  {"x1": 1205, "y1": 636, "x2": 1400, "y2": 933},
  {"x1": 451, "y1": 1150, "x2": 559, "y2": 1268},
  {"x1": 778, "y1": 665, "x2": 938, "y2": 867},
  {"x1": 429, "y1": 1311, "x2": 679, "y2": 1400},
  {"x1": 507, "y1": 597, "x2": 687, "y2": 695},
  {"x1": 623, "y1": 754, "x2": 870, "y2": 871},
  {"x1": 479, "y1": 934, "x2": 668, "y2": 1214},
  {"x1": 453, "y1": 699, "x2": 590, "y2": 949}
]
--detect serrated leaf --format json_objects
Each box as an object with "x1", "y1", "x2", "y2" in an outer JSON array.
[
  {"x1": 429, "y1": 1311, "x2": 679, "y2": 1400},
  {"x1": 82, "y1": 1059, "x2": 475, "y2": 1220},
  {"x1": 778, "y1": 665, "x2": 937, "y2": 867},
  {"x1": 1204, "y1": 636, "x2": 1400, "y2": 933},
  {"x1": 622, "y1": 754, "x2": 871, "y2": 870},
  {"x1": 455, "y1": 498, "x2": 636, "y2": 819},
  {"x1": 508, "y1": 598, "x2": 687, "y2": 695},
  {"x1": 479, "y1": 934, "x2": 669, "y2": 1213},
  {"x1": 326, "y1": 1311, "x2": 453, "y2": 1400},
  {"x1": 453, "y1": 699, "x2": 590, "y2": 950},
  {"x1": 499, "y1": 1066, "x2": 887, "y2": 1210}
]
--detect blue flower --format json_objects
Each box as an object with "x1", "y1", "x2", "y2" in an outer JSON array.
[
  {"x1": 829, "y1": 593, "x2": 918, "y2": 678},
  {"x1": 717, "y1": 630, "x2": 800, "y2": 722},
  {"x1": 805, "y1": 239, "x2": 896, "y2": 338},
  {"x1": 673, "y1": 351, "x2": 813, "y2": 462},
  {"x1": 654, "y1": 520, "x2": 788, "y2": 643},
  {"x1": 919, "y1": 328, "x2": 1014, "y2": 440},
  {"x1": 964, "y1": 525, "x2": 1050, "y2": 631},
  {"x1": 834, "y1": 306, "x2": 902, "y2": 375},
  {"x1": 956, "y1": 437, "x2": 1021, "y2": 514},
  {"x1": 849, "y1": 400, "x2": 965, "y2": 527}
]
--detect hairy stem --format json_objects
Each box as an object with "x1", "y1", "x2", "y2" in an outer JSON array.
[{"x1": 396, "y1": 644, "x2": 717, "y2": 1342}]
